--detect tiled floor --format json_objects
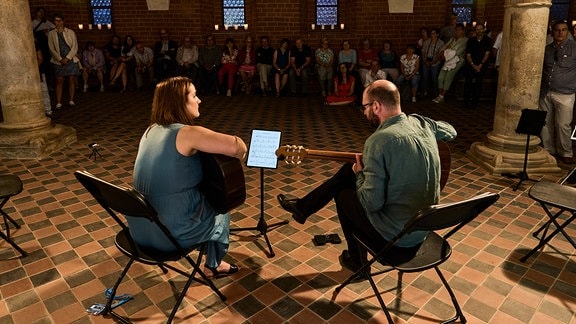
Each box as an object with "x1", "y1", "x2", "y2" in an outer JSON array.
[{"x1": 1, "y1": 86, "x2": 575, "y2": 323}]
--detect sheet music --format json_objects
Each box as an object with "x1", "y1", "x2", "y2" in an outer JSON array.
[{"x1": 246, "y1": 129, "x2": 282, "y2": 169}]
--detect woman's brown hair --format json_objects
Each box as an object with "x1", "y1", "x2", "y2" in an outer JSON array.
[{"x1": 150, "y1": 76, "x2": 195, "y2": 126}]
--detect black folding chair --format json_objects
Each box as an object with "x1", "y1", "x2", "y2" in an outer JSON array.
[
  {"x1": 333, "y1": 192, "x2": 500, "y2": 323},
  {"x1": 0, "y1": 175, "x2": 27, "y2": 257},
  {"x1": 74, "y1": 171, "x2": 226, "y2": 323}
]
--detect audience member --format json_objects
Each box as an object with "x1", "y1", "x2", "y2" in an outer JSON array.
[
  {"x1": 315, "y1": 37, "x2": 335, "y2": 98},
  {"x1": 122, "y1": 35, "x2": 136, "y2": 87},
  {"x1": 396, "y1": 44, "x2": 420, "y2": 103},
  {"x1": 463, "y1": 24, "x2": 492, "y2": 109},
  {"x1": 338, "y1": 40, "x2": 357, "y2": 72},
  {"x1": 439, "y1": 13, "x2": 458, "y2": 43},
  {"x1": 378, "y1": 40, "x2": 400, "y2": 82},
  {"x1": 104, "y1": 35, "x2": 128, "y2": 93},
  {"x1": 273, "y1": 38, "x2": 291, "y2": 97},
  {"x1": 130, "y1": 76, "x2": 246, "y2": 278},
  {"x1": 433, "y1": 23, "x2": 467, "y2": 104},
  {"x1": 35, "y1": 38, "x2": 52, "y2": 117},
  {"x1": 154, "y1": 28, "x2": 178, "y2": 81},
  {"x1": 218, "y1": 37, "x2": 238, "y2": 97},
  {"x1": 421, "y1": 28, "x2": 445, "y2": 97},
  {"x1": 539, "y1": 20, "x2": 576, "y2": 164},
  {"x1": 237, "y1": 36, "x2": 256, "y2": 94},
  {"x1": 277, "y1": 80, "x2": 457, "y2": 272},
  {"x1": 176, "y1": 36, "x2": 199, "y2": 82},
  {"x1": 198, "y1": 35, "x2": 221, "y2": 95},
  {"x1": 133, "y1": 41, "x2": 155, "y2": 91},
  {"x1": 289, "y1": 38, "x2": 312, "y2": 96},
  {"x1": 416, "y1": 27, "x2": 429, "y2": 56},
  {"x1": 492, "y1": 31, "x2": 503, "y2": 70},
  {"x1": 256, "y1": 36, "x2": 274, "y2": 96},
  {"x1": 32, "y1": 7, "x2": 55, "y2": 83},
  {"x1": 325, "y1": 63, "x2": 356, "y2": 105},
  {"x1": 357, "y1": 38, "x2": 378, "y2": 86},
  {"x1": 81, "y1": 41, "x2": 106, "y2": 92},
  {"x1": 47, "y1": 13, "x2": 80, "y2": 109},
  {"x1": 364, "y1": 61, "x2": 387, "y2": 87}
]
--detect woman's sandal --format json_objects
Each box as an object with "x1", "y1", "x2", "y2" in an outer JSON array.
[{"x1": 205, "y1": 263, "x2": 239, "y2": 279}]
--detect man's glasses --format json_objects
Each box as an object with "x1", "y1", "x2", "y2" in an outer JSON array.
[{"x1": 361, "y1": 101, "x2": 374, "y2": 110}]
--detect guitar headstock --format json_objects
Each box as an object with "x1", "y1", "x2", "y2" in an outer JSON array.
[{"x1": 275, "y1": 145, "x2": 308, "y2": 165}]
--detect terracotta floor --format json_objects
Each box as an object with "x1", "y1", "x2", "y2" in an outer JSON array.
[{"x1": 1, "y1": 86, "x2": 575, "y2": 323}]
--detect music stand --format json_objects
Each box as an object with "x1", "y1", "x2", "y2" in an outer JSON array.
[
  {"x1": 502, "y1": 109, "x2": 547, "y2": 191},
  {"x1": 231, "y1": 129, "x2": 288, "y2": 257}
]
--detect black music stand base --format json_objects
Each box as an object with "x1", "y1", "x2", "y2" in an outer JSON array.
[
  {"x1": 231, "y1": 168, "x2": 288, "y2": 258},
  {"x1": 501, "y1": 109, "x2": 546, "y2": 191}
]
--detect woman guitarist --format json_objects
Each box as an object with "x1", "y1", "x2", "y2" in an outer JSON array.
[{"x1": 129, "y1": 76, "x2": 247, "y2": 278}]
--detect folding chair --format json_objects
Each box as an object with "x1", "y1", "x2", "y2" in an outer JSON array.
[
  {"x1": 520, "y1": 181, "x2": 576, "y2": 262},
  {"x1": 0, "y1": 175, "x2": 27, "y2": 257},
  {"x1": 74, "y1": 171, "x2": 226, "y2": 323},
  {"x1": 333, "y1": 192, "x2": 500, "y2": 323}
]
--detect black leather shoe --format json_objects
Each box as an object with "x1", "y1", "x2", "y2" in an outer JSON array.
[
  {"x1": 277, "y1": 194, "x2": 307, "y2": 224},
  {"x1": 339, "y1": 250, "x2": 369, "y2": 281},
  {"x1": 206, "y1": 263, "x2": 239, "y2": 279}
]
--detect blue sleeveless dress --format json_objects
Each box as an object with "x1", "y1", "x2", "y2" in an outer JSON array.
[{"x1": 129, "y1": 123, "x2": 230, "y2": 268}]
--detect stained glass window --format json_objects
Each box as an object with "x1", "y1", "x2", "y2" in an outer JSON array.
[
  {"x1": 90, "y1": 0, "x2": 111, "y2": 25},
  {"x1": 452, "y1": 0, "x2": 473, "y2": 24},
  {"x1": 223, "y1": 0, "x2": 245, "y2": 26},
  {"x1": 316, "y1": 0, "x2": 338, "y2": 26}
]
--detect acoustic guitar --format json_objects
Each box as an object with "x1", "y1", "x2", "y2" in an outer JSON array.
[
  {"x1": 198, "y1": 152, "x2": 246, "y2": 214},
  {"x1": 275, "y1": 141, "x2": 452, "y2": 191}
]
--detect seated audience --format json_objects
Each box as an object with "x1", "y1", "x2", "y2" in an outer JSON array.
[
  {"x1": 81, "y1": 41, "x2": 106, "y2": 92},
  {"x1": 396, "y1": 44, "x2": 420, "y2": 103},
  {"x1": 364, "y1": 61, "x2": 387, "y2": 87},
  {"x1": 338, "y1": 40, "x2": 357, "y2": 73},
  {"x1": 256, "y1": 36, "x2": 274, "y2": 96},
  {"x1": 325, "y1": 63, "x2": 356, "y2": 105},
  {"x1": 130, "y1": 76, "x2": 247, "y2": 278},
  {"x1": 289, "y1": 38, "x2": 312, "y2": 96},
  {"x1": 378, "y1": 40, "x2": 400, "y2": 82},
  {"x1": 198, "y1": 34, "x2": 221, "y2": 95},
  {"x1": 357, "y1": 38, "x2": 378, "y2": 86},
  {"x1": 176, "y1": 36, "x2": 199, "y2": 82},
  {"x1": 154, "y1": 28, "x2": 178, "y2": 81},
  {"x1": 237, "y1": 36, "x2": 256, "y2": 94},
  {"x1": 273, "y1": 38, "x2": 291, "y2": 97},
  {"x1": 315, "y1": 37, "x2": 335, "y2": 98},
  {"x1": 121, "y1": 35, "x2": 136, "y2": 87},
  {"x1": 133, "y1": 41, "x2": 155, "y2": 91},
  {"x1": 218, "y1": 37, "x2": 238, "y2": 97},
  {"x1": 104, "y1": 35, "x2": 128, "y2": 92}
]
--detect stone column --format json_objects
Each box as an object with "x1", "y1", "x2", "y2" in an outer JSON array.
[
  {"x1": 0, "y1": 0, "x2": 76, "y2": 159},
  {"x1": 467, "y1": 0, "x2": 560, "y2": 174}
]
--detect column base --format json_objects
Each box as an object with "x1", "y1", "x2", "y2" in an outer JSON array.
[
  {"x1": 467, "y1": 131, "x2": 561, "y2": 175},
  {"x1": 0, "y1": 123, "x2": 77, "y2": 159}
]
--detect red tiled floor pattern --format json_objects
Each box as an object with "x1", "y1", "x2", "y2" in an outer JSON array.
[{"x1": 0, "y1": 88, "x2": 575, "y2": 323}]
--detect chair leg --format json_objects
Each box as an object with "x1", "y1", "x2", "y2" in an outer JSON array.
[
  {"x1": 105, "y1": 259, "x2": 134, "y2": 324},
  {"x1": 0, "y1": 229, "x2": 27, "y2": 257},
  {"x1": 435, "y1": 267, "x2": 466, "y2": 323},
  {"x1": 367, "y1": 272, "x2": 394, "y2": 324}
]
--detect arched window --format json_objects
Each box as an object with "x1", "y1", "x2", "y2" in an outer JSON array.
[
  {"x1": 316, "y1": 0, "x2": 338, "y2": 26},
  {"x1": 223, "y1": 0, "x2": 246, "y2": 26},
  {"x1": 90, "y1": 0, "x2": 112, "y2": 25}
]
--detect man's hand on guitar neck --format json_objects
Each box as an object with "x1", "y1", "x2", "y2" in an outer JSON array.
[{"x1": 352, "y1": 153, "x2": 363, "y2": 174}]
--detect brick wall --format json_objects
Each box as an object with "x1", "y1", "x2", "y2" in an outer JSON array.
[{"x1": 28, "y1": 0, "x2": 508, "y2": 53}]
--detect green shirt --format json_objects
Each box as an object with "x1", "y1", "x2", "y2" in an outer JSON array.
[{"x1": 356, "y1": 113, "x2": 457, "y2": 247}]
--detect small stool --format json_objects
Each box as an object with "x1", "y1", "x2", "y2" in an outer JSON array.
[{"x1": 0, "y1": 175, "x2": 26, "y2": 257}]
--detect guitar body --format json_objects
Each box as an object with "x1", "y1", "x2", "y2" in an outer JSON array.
[
  {"x1": 199, "y1": 152, "x2": 246, "y2": 214},
  {"x1": 277, "y1": 141, "x2": 451, "y2": 191}
]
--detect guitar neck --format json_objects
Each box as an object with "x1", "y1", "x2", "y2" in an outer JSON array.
[{"x1": 305, "y1": 149, "x2": 357, "y2": 163}]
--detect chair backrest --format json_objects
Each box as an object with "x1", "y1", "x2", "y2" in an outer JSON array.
[
  {"x1": 404, "y1": 192, "x2": 500, "y2": 240},
  {"x1": 75, "y1": 170, "x2": 185, "y2": 253}
]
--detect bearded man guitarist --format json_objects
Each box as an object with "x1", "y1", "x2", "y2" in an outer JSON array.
[{"x1": 277, "y1": 80, "x2": 457, "y2": 272}]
